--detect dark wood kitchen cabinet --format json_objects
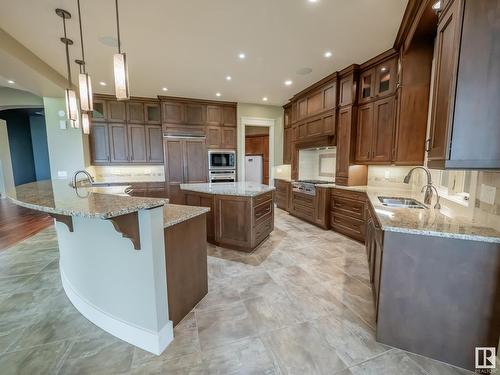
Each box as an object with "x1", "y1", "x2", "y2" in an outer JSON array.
[
  {"x1": 330, "y1": 188, "x2": 367, "y2": 243},
  {"x1": 164, "y1": 137, "x2": 207, "y2": 204},
  {"x1": 206, "y1": 105, "x2": 223, "y2": 126},
  {"x1": 126, "y1": 102, "x2": 145, "y2": 123},
  {"x1": 89, "y1": 123, "x2": 110, "y2": 163},
  {"x1": 162, "y1": 101, "x2": 185, "y2": 124},
  {"x1": 427, "y1": 0, "x2": 500, "y2": 169},
  {"x1": 185, "y1": 103, "x2": 205, "y2": 125},
  {"x1": 90, "y1": 95, "x2": 164, "y2": 166},
  {"x1": 222, "y1": 106, "x2": 236, "y2": 127},
  {"x1": 359, "y1": 55, "x2": 398, "y2": 104},
  {"x1": 127, "y1": 124, "x2": 147, "y2": 163},
  {"x1": 145, "y1": 125, "x2": 164, "y2": 163},
  {"x1": 109, "y1": 123, "x2": 129, "y2": 163},
  {"x1": 289, "y1": 188, "x2": 330, "y2": 229},
  {"x1": 274, "y1": 179, "x2": 290, "y2": 211},
  {"x1": 283, "y1": 127, "x2": 292, "y2": 164},
  {"x1": 107, "y1": 101, "x2": 126, "y2": 122}
]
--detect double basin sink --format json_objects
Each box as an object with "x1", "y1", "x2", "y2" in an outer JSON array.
[{"x1": 378, "y1": 196, "x2": 427, "y2": 209}]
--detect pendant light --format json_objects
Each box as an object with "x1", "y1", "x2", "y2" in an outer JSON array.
[
  {"x1": 75, "y1": 0, "x2": 93, "y2": 116},
  {"x1": 113, "y1": 0, "x2": 130, "y2": 100},
  {"x1": 56, "y1": 8, "x2": 79, "y2": 126}
]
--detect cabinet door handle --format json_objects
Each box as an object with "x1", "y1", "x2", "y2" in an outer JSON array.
[{"x1": 425, "y1": 138, "x2": 431, "y2": 153}]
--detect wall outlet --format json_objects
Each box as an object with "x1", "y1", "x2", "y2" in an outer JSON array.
[
  {"x1": 59, "y1": 120, "x2": 67, "y2": 129},
  {"x1": 480, "y1": 184, "x2": 496, "y2": 205},
  {"x1": 57, "y1": 171, "x2": 67, "y2": 179}
]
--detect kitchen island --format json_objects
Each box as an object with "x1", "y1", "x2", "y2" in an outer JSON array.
[
  {"x1": 8, "y1": 180, "x2": 208, "y2": 356},
  {"x1": 181, "y1": 182, "x2": 275, "y2": 252}
]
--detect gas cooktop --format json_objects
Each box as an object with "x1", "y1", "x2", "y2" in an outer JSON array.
[{"x1": 296, "y1": 180, "x2": 333, "y2": 184}]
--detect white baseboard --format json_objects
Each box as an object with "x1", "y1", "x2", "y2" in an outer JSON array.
[{"x1": 61, "y1": 268, "x2": 173, "y2": 355}]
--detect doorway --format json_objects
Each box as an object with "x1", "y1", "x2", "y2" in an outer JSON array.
[
  {"x1": 239, "y1": 117, "x2": 275, "y2": 186},
  {"x1": 245, "y1": 126, "x2": 269, "y2": 185},
  {"x1": 0, "y1": 108, "x2": 51, "y2": 186}
]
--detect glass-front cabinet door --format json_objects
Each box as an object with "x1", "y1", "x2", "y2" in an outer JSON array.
[
  {"x1": 375, "y1": 58, "x2": 397, "y2": 97},
  {"x1": 359, "y1": 68, "x2": 375, "y2": 103}
]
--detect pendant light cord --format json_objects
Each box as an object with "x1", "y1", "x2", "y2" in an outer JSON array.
[
  {"x1": 62, "y1": 16, "x2": 72, "y2": 86},
  {"x1": 77, "y1": 0, "x2": 86, "y2": 73},
  {"x1": 115, "y1": 0, "x2": 121, "y2": 54}
]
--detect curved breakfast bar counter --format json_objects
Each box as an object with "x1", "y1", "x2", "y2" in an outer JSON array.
[{"x1": 9, "y1": 180, "x2": 175, "y2": 355}]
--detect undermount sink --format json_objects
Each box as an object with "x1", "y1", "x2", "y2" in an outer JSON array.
[{"x1": 378, "y1": 196, "x2": 427, "y2": 209}]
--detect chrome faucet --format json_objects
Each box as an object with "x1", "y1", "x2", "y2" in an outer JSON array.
[
  {"x1": 403, "y1": 166, "x2": 441, "y2": 209},
  {"x1": 72, "y1": 170, "x2": 95, "y2": 188}
]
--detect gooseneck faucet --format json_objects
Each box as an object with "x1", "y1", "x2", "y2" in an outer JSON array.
[
  {"x1": 72, "y1": 170, "x2": 95, "y2": 188},
  {"x1": 403, "y1": 166, "x2": 441, "y2": 209}
]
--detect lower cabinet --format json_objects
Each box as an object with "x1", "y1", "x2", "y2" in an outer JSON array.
[
  {"x1": 330, "y1": 188, "x2": 367, "y2": 242},
  {"x1": 274, "y1": 179, "x2": 291, "y2": 210},
  {"x1": 183, "y1": 191, "x2": 274, "y2": 252},
  {"x1": 365, "y1": 203, "x2": 383, "y2": 318},
  {"x1": 289, "y1": 187, "x2": 330, "y2": 229}
]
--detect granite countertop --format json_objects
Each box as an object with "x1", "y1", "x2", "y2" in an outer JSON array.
[
  {"x1": 8, "y1": 180, "x2": 168, "y2": 219},
  {"x1": 180, "y1": 182, "x2": 275, "y2": 197},
  {"x1": 163, "y1": 204, "x2": 210, "y2": 228},
  {"x1": 327, "y1": 184, "x2": 500, "y2": 244}
]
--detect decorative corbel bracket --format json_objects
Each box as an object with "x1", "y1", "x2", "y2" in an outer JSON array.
[
  {"x1": 49, "y1": 213, "x2": 74, "y2": 232},
  {"x1": 107, "y1": 212, "x2": 141, "y2": 250}
]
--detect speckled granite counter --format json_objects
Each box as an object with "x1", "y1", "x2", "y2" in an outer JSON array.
[
  {"x1": 163, "y1": 204, "x2": 210, "y2": 228},
  {"x1": 325, "y1": 184, "x2": 500, "y2": 243},
  {"x1": 8, "y1": 180, "x2": 168, "y2": 219},
  {"x1": 180, "y1": 182, "x2": 275, "y2": 197}
]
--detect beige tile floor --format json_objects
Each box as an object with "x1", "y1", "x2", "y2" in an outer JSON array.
[{"x1": 0, "y1": 208, "x2": 473, "y2": 374}]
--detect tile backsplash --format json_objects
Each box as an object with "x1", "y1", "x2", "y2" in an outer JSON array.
[
  {"x1": 298, "y1": 148, "x2": 336, "y2": 182},
  {"x1": 88, "y1": 165, "x2": 165, "y2": 183},
  {"x1": 367, "y1": 166, "x2": 423, "y2": 190}
]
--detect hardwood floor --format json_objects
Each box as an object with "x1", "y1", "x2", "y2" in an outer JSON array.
[{"x1": 0, "y1": 198, "x2": 53, "y2": 251}]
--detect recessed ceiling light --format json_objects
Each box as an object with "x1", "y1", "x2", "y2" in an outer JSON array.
[
  {"x1": 284, "y1": 80, "x2": 293, "y2": 86},
  {"x1": 324, "y1": 51, "x2": 332, "y2": 58},
  {"x1": 262, "y1": 97, "x2": 268, "y2": 102},
  {"x1": 226, "y1": 76, "x2": 232, "y2": 81},
  {"x1": 99, "y1": 81, "x2": 107, "y2": 86},
  {"x1": 162, "y1": 87, "x2": 168, "y2": 91},
  {"x1": 7, "y1": 80, "x2": 15, "y2": 84},
  {"x1": 309, "y1": 0, "x2": 318, "y2": 3},
  {"x1": 216, "y1": 92, "x2": 221, "y2": 97},
  {"x1": 432, "y1": 1, "x2": 441, "y2": 10},
  {"x1": 238, "y1": 53, "x2": 246, "y2": 59}
]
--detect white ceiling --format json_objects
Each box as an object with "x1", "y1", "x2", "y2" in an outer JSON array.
[{"x1": 0, "y1": 0, "x2": 408, "y2": 105}]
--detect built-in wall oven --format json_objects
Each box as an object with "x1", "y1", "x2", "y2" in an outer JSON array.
[{"x1": 208, "y1": 150, "x2": 236, "y2": 183}]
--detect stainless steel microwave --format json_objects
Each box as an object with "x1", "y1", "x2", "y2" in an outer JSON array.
[{"x1": 208, "y1": 150, "x2": 236, "y2": 170}]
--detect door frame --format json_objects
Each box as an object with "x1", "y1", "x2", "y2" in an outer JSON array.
[{"x1": 239, "y1": 116, "x2": 275, "y2": 186}]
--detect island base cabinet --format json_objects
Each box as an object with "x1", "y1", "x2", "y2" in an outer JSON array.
[
  {"x1": 164, "y1": 214, "x2": 208, "y2": 326},
  {"x1": 376, "y1": 231, "x2": 500, "y2": 371},
  {"x1": 183, "y1": 191, "x2": 274, "y2": 252}
]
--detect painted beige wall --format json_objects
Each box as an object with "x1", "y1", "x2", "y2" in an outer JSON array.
[
  {"x1": 237, "y1": 103, "x2": 284, "y2": 165},
  {"x1": 0, "y1": 119, "x2": 15, "y2": 197},
  {"x1": 43, "y1": 97, "x2": 87, "y2": 181},
  {"x1": 0, "y1": 87, "x2": 43, "y2": 110}
]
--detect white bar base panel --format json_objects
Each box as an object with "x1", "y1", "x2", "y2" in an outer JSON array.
[
  {"x1": 61, "y1": 268, "x2": 173, "y2": 355},
  {"x1": 55, "y1": 207, "x2": 173, "y2": 355}
]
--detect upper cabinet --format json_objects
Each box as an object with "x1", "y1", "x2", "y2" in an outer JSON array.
[
  {"x1": 185, "y1": 103, "x2": 205, "y2": 125},
  {"x1": 126, "y1": 102, "x2": 145, "y2": 123},
  {"x1": 107, "y1": 101, "x2": 126, "y2": 122},
  {"x1": 359, "y1": 55, "x2": 398, "y2": 104},
  {"x1": 427, "y1": 0, "x2": 500, "y2": 169},
  {"x1": 223, "y1": 106, "x2": 236, "y2": 127},
  {"x1": 145, "y1": 103, "x2": 161, "y2": 124},
  {"x1": 206, "y1": 105, "x2": 223, "y2": 126},
  {"x1": 90, "y1": 96, "x2": 164, "y2": 166},
  {"x1": 163, "y1": 101, "x2": 185, "y2": 124}
]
